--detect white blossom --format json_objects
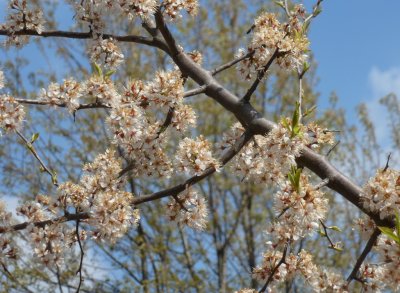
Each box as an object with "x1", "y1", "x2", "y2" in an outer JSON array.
[
  {"x1": 175, "y1": 135, "x2": 220, "y2": 176},
  {"x1": 360, "y1": 168, "x2": 400, "y2": 219},
  {"x1": 0, "y1": 95, "x2": 25, "y2": 132},
  {"x1": 166, "y1": 188, "x2": 208, "y2": 230},
  {"x1": 163, "y1": 0, "x2": 199, "y2": 20},
  {"x1": 38, "y1": 78, "x2": 82, "y2": 112},
  {"x1": 89, "y1": 38, "x2": 124, "y2": 70}
]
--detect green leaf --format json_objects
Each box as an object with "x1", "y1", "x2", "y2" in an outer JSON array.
[
  {"x1": 314, "y1": 8, "x2": 322, "y2": 17},
  {"x1": 30, "y1": 133, "x2": 39, "y2": 144},
  {"x1": 291, "y1": 101, "x2": 300, "y2": 138},
  {"x1": 330, "y1": 245, "x2": 343, "y2": 252},
  {"x1": 105, "y1": 70, "x2": 116, "y2": 78},
  {"x1": 292, "y1": 124, "x2": 301, "y2": 136},
  {"x1": 274, "y1": 1, "x2": 285, "y2": 9},
  {"x1": 302, "y1": 21, "x2": 311, "y2": 34},
  {"x1": 303, "y1": 62, "x2": 311, "y2": 74},
  {"x1": 287, "y1": 166, "x2": 302, "y2": 192},
  {"x1": 378, "y1": 226, "x2": 400, "y2": 244},
  {"x1": 303, "y1": 105, "x2": 317, "y2": 118},
  {"x1": 92, "y1": 63, "x2": 103, "y2": 77},
  {"x1": 327, "y1": 226, "x2": 342, "y2": 232},
  {"x1": 395, "y1": 212, "x2": 400, "y2": 239},
  {"x1": 52, "y1": 171, "x2": 58, "y2": 185},
  {"x1": 282, "y1": 118, "x2": 290, "y2": 131}
]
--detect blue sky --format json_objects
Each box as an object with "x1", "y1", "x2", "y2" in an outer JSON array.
[{"x1": 308, "y1": 0, "x2": 400, "y2": 145}]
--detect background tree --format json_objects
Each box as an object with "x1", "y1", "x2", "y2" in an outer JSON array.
[{"x1": 0, "y1": 1, "x2": 399, "y2": 292}]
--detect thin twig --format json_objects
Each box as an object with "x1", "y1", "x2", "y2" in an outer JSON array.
[
  {"x1": 304, "y1": 0, "x2": 324, "y2": 24},
  {"x1": 319, "y1": 220, "x2": 339, "y2": 250},
  {"x1": 75, "y1": 218, "x2": 84, "y2": 293},
  {"x1": 0, "y1": 29, "x2": 169, "y2": 52},
  {"x1": 0, "y1": 212, "x2": 89, "y2": 234},
  {"x1": 283, "y1": 0, "x2": 291, "y2": 18},
  {"x1": 242, "y1": 49, "x2": 279, "y2": 102},
  {"x1": 56, "y1": 265, "x2": 64, "y2": 293},
  {"x1": 326, "y1": 140, "x2": 340, "y2": 157},
  {"x1": 259, "y1": 243, "x2": 289, "y2": 293},
  {"x1": 383, "y1": 153, "x2": 392, "y2": 172},
  {"x1": 132, "y1": 130, "x2": 253, "y2": 205},
  {"x1": 298, "y1": 72, "x2": 303, "y2": 121},
  {"x1": 346, "y1": 228, "x2": 381, "y2": 283},
  {"x1": 15, "y1": 99, "x2": 111, "y2": 110},
  {"x1": 183, "y1": 85, "x2": 207, "y2": 97},
  {"x1": 0, "y1": 131, "x2": 252, "y2": 235},
  {"x1": 211, "y1": 50, "x2": 255, "y2": 76},
  {"x1": 314, "y1": 178, "x2": 329, "y2": 190},
  {"x1": 16, "y1": 129, "x2": 58, "y2": 186}
]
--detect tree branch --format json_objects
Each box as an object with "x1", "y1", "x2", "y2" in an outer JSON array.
[
  {"x1": 0, "y1": 29, "x2": 169, "y2": 52},
  {"x1": 16, "y1": 129, "x2": 59, "y2": 186},
  {"x1": 259, "y1": 243, "x2": 289, "y2": 293},
  {"x1": 75, "y1": 218, "x2": 84, "y2": 293},
  {"x1": 0, "y1": 212, "x2": 89, "y2": 234},
  {"x1": 183, "y1": 86, "x2": 207, "y2": 98},
  {"x1": 346, "y1": 228, "x2": 381, "y2": 283},
  {"x1": 241, "y1": 48, "x2": 279, "y2": 103},
  {"x1": 151, "y1": 15, "x2": 389, "y2": 226},
  {"x1": 211, "y1": 50, "x2": 255, "y2": 76},
  {"x1": 15, "y1": 99, "x2": 111, "y2": 110},
  {"x1": 132, "y1": 130, "x2": 253, "y2": 205}
]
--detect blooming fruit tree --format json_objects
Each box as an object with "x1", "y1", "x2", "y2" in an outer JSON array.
[{"x1": 0, "y1": 0, "x2": 398, "y2": 292}]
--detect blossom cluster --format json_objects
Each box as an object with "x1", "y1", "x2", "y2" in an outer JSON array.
[
  {"x1": 175, "y1": 135, "x2": 220, "y2": 176},
  {"x1": 106, "y1": 70, "x2": 197, "y2": 177},
  {"x1": 89, "y1": 38, "x2": 125, "y2": 70},
  {"x1": 220, "y1": 121, "x2": 333, "y2": 184},
  {"x1": 146, "y1": 70, "x2": 185, "y2": 110},
  {"x1": 358, "y1": 233, "x2": 400, "y2": 293},
  {"x1": 15, "y1": 150, "x2": 140, "y2": 266},
  {"x1": 64, "y1": 149, "x2": 140, "y2": 240},
  {"x1": 38, "y1": 78, "x2": 82, "y2": 113},
  {"x1": 163, "y1": 0, "x2": 199, "y2": 20},
  {"x1": 0, "y1": 0, "x2": 45, "y2": 47},
  {"x1": 252, "y1": 249, "x2": 348, "y2": 292},
  {"x1": 166, "y1": 188, "x2": 208, "y2": 230},
  {"x1": 225, "y1": 122, "x2": 305, "y2": 184},
  {"x1": 360, "y1": 168, "x2": 400, "y2": 220},
  {"x1": 71, "y1": 0, "x2": 198, "y2": 37},
  {"x1": 267, "y1": 174, "x2": 328, "y2": 245},
  {"x1": 85, "y1": 75, "x2": 120, "y2": 104},
  {"x1": 15, "y1": 199, "x2": 72, "y2": 265},
  {"x1": 357, "y1": 263, "x2": 386, "y2": 293},
  {"x1": 0, "y1": 94, "x2": 25, "y2": 133},
  {"x1": 354, "y1": 217, "x2": 376, "y2": 240},
  {"x1": 0, "y1": 201, "x2": 17, "y2": 265},
  {"x1": 373, "y1": 235, "x2": 400, "y2": 292},
  {"x1": 118, "y1": 0, "x2": 158, "y2": 20},
  {"x1": 237, "y1": 8, "x2": 309, "y2": 79},
  {"x1": 38, "y1": 73, "x2": 121, "y2": 113}
]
